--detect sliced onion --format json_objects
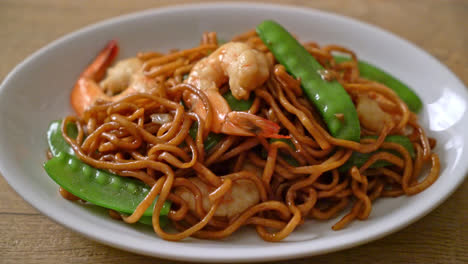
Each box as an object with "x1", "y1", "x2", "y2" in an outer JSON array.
[{"x1": 150, "y1": 113, "x2": 173, "y2": 125}]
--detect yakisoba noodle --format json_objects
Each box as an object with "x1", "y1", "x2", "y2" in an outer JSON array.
[{"x1": 57, "y1": 29, "x2": 440, "y2": 241}]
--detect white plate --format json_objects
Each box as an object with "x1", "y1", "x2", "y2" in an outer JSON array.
[{"x1": 0, "y1": 3, "x2": 467, "y2": 263}]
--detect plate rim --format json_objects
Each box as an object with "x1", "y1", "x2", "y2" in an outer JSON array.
[{"x1": 1, "y1": 2, "x2": 467, "y2": 262}]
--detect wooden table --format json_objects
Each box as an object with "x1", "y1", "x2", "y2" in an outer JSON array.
[{"x1": 1, "y1": 0, "x2": 467, "y2": 263}]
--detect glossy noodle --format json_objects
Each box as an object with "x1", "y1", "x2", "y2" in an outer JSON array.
[{"x1": 54, "y1": 28, "x2": 439, "y2": 242}]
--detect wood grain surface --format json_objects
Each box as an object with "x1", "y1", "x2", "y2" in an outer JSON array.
[{"x1": 1, "y1": 0, "x2": 467, "y2": 263}]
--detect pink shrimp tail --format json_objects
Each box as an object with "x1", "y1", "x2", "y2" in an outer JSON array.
[
  {"x1": 71, "y1": 40, "x2": 119, "y2": 116},
  {"x1": 81, "y1": 40, "x2": 119, "y2": 80},
  {"x1": 223, "y1": 112, "x2": 289, "y2": 139}
]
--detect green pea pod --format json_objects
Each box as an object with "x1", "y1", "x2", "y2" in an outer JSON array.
[
  {"x1": 47, "y1": 120, "x2": 78, "y2": 156},
  {"x1": 256, "y1": 20, "x2": 360, "y2": 142},
  {"x1": 339, "y1": 135, "x2": 415, "y2": 172},
  {"x1": 46, "y1": 121, "x2": 171, "y2": 225},
  {"x1": 223, "y1": 90, "x2": 254, "y2": 111},
  {"x1": 44, "y1": 152, "x2": 171, "y2": 217},
  {"x1": 333, "y1": 56, "x2": 422, "y2": 113}
]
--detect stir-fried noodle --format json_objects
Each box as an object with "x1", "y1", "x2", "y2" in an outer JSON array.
[{"x1": 56, "y1": 30, "x2": 439, "y2": 241}]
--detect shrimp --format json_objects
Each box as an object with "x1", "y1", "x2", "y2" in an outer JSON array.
[
  {"x1": 356, "y1": 93, "x2": 393, "y2": 133},
  {"x1": 100, "y1": 57, "x2": 143, "y2": 96},
  {"x1": 175, "y1": 163, "x2": 262, "y2": 218},
  {"x1": 186, "y1": 42, "x2": 286, "y2": 138},
  {"x1": 71, "y1": 41, "x2": 157, "y2": 117}
]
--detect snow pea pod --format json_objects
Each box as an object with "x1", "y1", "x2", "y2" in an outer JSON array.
[
  {"x1": 256, "y1": 20, "x2": 360, "y2": 142},
  {"x1": 46, "y1": 121, "x2": 171, "y2": 225},
  {"x1": 334, "y1": 56, "x2": 422, "y2": 113},
  {"x1": 44, "y1": 152, "x2": 171, "y2": 217},
  {"x1": 47, "y1": 120, "x2": 78, "y2": 156},
  {"x1": 339, "y1": 135, "x2": 415, "y2": 172}
]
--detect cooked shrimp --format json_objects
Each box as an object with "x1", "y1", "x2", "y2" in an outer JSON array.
[
  {"x1": 100, "y1": 57, "x2": 143, "y2": 96},
  {"x1": 186, "y1": 42, "x2": 286, "y2": 138},
  {"x1": 71, "y1": 41, "x2": 157, "y2": 117},
  {"x1": 176, "y1": 177, "x2": 260, "y2": 218},
  {"x1": 356, "y1": 93, "x2": 393, "y2": 133},
  {"x1": 175, "y1": 163, "x2": 261, "y2": 218}
]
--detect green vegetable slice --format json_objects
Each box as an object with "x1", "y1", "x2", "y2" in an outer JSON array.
[
  {"x1": 262, "y1": 138, "x2": 299, "y2": 167},
  {"x1": 223, "y1": 90, "x2": 254, "y2": 111},
  {"x1": 188, "y1": 124, "x2": 224, "y2": 151},
  {"x1": 339, "y1": 135, "x2": 415, "y2": 172},
  {"x1": 138, "y1": 215, "x2": 169, "y2": 226}
]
